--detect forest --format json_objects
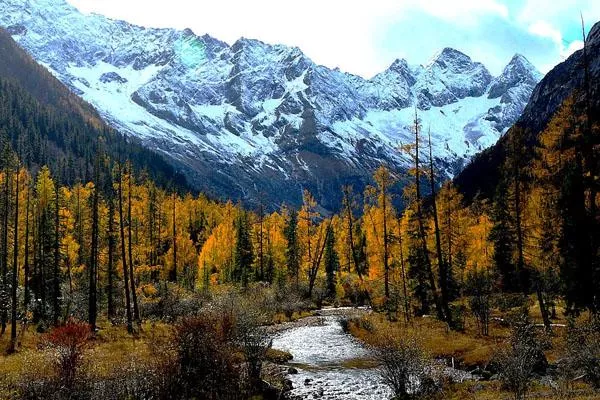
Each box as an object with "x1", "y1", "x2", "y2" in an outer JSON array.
[
  {"x1": 0, "y1": 14, "x2": 599, "y2": 400},
  {"x1": 0, "y1": 86, "x2": 597, "y2": 399}
]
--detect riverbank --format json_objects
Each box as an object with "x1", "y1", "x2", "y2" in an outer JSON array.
[{"x1": 343, "y1": 303, "x2": 599, "y2": 400}]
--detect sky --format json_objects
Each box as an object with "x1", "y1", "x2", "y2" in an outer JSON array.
[{"x1": 66, "y1": 0, "x2": 600, "y2": 77}]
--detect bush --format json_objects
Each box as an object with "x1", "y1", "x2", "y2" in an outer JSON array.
[
  {"x1": 85, "y1": 355, "x2": 173, "y2": 400},
  {"x1": 374, "y1": 336, "x2": 440, "y2": 399},
  {"x1": 171, "y1": 313, "x2": 241, "y2": 399},
  {"x1": 236, "y1": 308, "x2": 272, "y2": 394},
  {"x1": 494, "y1": 315, "x2": 548, "y2": 400},
  {"x1": 560, "y1": 316, "x2": 600, "y2": 391},
  {"x1": 45, "y1": 319, "x2": 91, "y2": 390},
  {"x1": 465, "y1": 270, "x2": 493, "y2": 336},
  {"x1": 496, "y1": 293, "x2": 529, "y2": 312}
]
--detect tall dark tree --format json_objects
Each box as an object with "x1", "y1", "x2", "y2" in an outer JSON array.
[
  {"x1": 0, "y1": 154, "x2": 10, "y2": 334},
  {"x1": 428, "y1": 129, "x2": 452, "y2": 326},
  {"x1": 52, "y1": 180, "x2": 60, "y2": 325},
  {"x1": 410, "y1": 111, "x2": 444, "y2": 321},
  {"x1": 489, "y1": 181, "x2": 517, "y2": 292},
  {"x1": 106, "y1": 193, "x2": 116, "y2": 320},
  {"x1": 284, "y1": 209, "x2": 300, "y2": 286},
  {"x1": 170, "y1": 192, "x2": 177, "y2": 282},
  {"x1": 23, "y1": 182, "x2": 30, "y2": 311},
  {"x1": 117, "y1": 164, "x2": 133, "y2": 333},
  {"x1": 88, "y1": 159, "x2": 100, "y2": 332},
  {"x1": 9, "y1": 163, "x2": 19, "y2": 351},
  {"x1": 324, "y1": 224, "x2": 339, "y2": 298},
  {"x1": 506, "y1": 127, "x2": 530, "y2": 293},
  {"x1": 233, "y1": 210, "x2": 253, "y2": 287},
  {"x1": 127, "y1": 166, "x2": 139, "y2": 322},
  {"x1": 373, "y1": 166, "x2": 394, "y2": 301},
  {"x1": 397, "y1": 215, "x2": 410, "y2": 322},
  {"x1": 256, "y1": 199, "x2": 265, "y2": 281}
]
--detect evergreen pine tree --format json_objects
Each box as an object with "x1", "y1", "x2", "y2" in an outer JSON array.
[
  {"x1": 324, "y1": 225, "x2": 339, "y2": 298},
  {"x1": 284, "y1": 209, "x2": 300, "y2": 285},
  {"x1": 233, "y1": 211, "x2": 253, "y2": 287}
]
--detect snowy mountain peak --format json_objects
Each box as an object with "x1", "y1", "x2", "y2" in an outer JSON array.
[
  {"x1": 428, "y1": 47, "x2": 474, "y2": 69},
  {"x1": 488, "y1": 54, "x2": 542, "y2": 100},
  {"x1": 505, "y1": 54, "x2": 542, "y2": 80},
  {"x1": 388, "y1": 58, "x2": 410, "y2": 71},
  {"x1": 0, "y1": 1, "x2": 543, "y2": 209},
  {"x1": 414, "y1": 48, "x2": 492, "y2": 109}
]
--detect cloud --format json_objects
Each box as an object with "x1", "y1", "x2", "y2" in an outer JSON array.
[
  {"x1": 528, "y1": 21, "x2": 563, "y2": 45},
  {"x1": 408, "y1": 0, "x2": 509, "y2": 25},
  {"x1": 66, "y1": 0, "x2": 598, "y2": 78},
  {"x1": 527, "y1": 20, "x2": 584, "y2": 70}
]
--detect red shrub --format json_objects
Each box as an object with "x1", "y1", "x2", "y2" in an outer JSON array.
[{"x1": 46, "y1": 319, "x2": 91, "y2": 388}]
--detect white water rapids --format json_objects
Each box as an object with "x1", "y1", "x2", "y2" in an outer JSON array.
[{"x1": 271, "y1": 313, "x2": 393, "y2": 399}]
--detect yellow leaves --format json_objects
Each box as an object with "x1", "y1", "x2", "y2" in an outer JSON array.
[
  {"x1": 36, "y1": 166, "x2": 55, "y2": 209},
  {"x1": 198, "y1": 212, "x2": 236, "y2": 282},
  {"x1": 464, "y1": 211, "x2": 493, "y2": 273},
  {"x1": 140, "y1": 283, "x2": 158, "y2": 299}
]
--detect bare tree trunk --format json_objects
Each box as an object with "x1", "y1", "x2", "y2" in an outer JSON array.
[
  {"x1": 382, "y1": 178, "x2": 390, "y2": 300},
  {"x1": 428, "y1": 130, "x2": 452, "y2": 326},
  {"x1": 1, "y1": 168, "x2": 10, "y2": 335},
  {"x1": 170, "y1": 193, "x2": 177, "y2": 282},
  {"x1": 414, "y1": 111, "x2": 444, "y2": 321},
  {"x1": 107, "y1": 195, "x2": 115, "y2": 320},
  {"x1": 88, "y1": 161, "x2": 99, "y2": 332},
  {"x1": 23, "y1": 184, "x2": 30, "y2": 311},
  {"x1": 258, "y1": 200, "x2": 264, "y2": 281},
  {"x1": 9, "y1": 166, "x2": 19, "y2": 351},
  {"x1": 127, "y1": 167, "x2": 139, "y2": 322},
  {"x1": 118, "y1": 164, "x2": 133, "y2": 333},
  {"x1": 397, "y1": 219, "x2": 410, "y2": 323},
  {"x1": 342, "y1": 186, "x2": 371, "y2": 306},
  {"x1": 53, "y1": 181, "x2": 60, "y2": 325},
  {"x1": 308, "y1": 222, "x2": 330, "y2": 298}
]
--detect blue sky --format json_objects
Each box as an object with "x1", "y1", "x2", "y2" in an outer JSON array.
[{"x1": 67, "y1": 0, "x2": 599, "y2": 77}]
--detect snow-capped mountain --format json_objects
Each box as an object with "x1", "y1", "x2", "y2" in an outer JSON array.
[{"x1": 0, "y1": 0, "x2": 542, "y2": 210}]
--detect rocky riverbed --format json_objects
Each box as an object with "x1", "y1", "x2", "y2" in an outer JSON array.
[{"x1": 271, "y1": 308, "x2": 393, "y2": 399}]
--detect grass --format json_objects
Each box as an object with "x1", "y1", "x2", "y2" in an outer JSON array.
[
  {"x1": 348, "y1": 312, "x2": 508, "y2": 369},
  {"x1": 0, "y1": 310, "x2": 304, "y2": 398},
  {"x1": 439, "y1": 380, "x2": 598, "y2": 400},
  {"x1": 0, "y1": 318, "x2": 173, "y2": 394},
  {"x1": 346, "y1": 296, "x2": 599, "y2": 400},
  {"x1": 349, "y1": 296, "x2": 576, "y2": 369}
]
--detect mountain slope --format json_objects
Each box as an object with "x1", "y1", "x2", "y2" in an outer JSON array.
[
  {"x1": 455, "y1": 21, "x2": 600, "y2": 202},
  {"x1": 0, "y1": 27, "x2": 188, "y2": 189},
  {"x1": 0, "y1": 0, "x2": 542, "y2": 210}
]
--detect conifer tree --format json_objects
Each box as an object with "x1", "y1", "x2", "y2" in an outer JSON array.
[
  {"x1": 284, "y1": 209, "x2": 300, "y2": 286},
  {"x1": 324, "y1": 224, "x2": 339, "y2": 298},
  {"x1": 9, "y1": 163, "x2": 19, "y2": 351},
  {"x1": 233, "y1": 210, "x2": 253, "y2": 287}
]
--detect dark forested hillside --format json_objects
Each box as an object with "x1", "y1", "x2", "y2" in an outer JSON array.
[
  {"x1": 455, "y1": 21, "x2": 600, "y2": 203},
  {"x1": 0, "y1": 28, "x2": 188, "y2": 190},
  {"x1": 453, "y1": 20, "x2": 599, "y2": 315}
]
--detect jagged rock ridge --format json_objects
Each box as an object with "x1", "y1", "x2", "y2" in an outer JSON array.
[{"x1": 0, "y1": 0, "x2": 543, "y2": 210}]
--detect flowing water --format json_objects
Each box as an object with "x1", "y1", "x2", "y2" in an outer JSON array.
[{"x1": 271, "y1": 311, "x2": 393, "y2": 399}]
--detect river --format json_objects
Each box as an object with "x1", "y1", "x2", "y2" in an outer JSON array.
[{"x1": 271, "y1": 310, "x2": 393, "y2": 399}]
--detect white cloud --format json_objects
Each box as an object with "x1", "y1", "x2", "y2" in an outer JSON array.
[
  {"x1": 562, "y1": 40, "x2": 584, "y2": 58},
  {"x1": 528, "y1": 20, "x2": 563, "y2": 45},
  {"x1": 67, "y1": 0, "x2": 513, "y2": 78},
  {"x1": 409, "y1": 0, "x2": 509, "y2": 24},
  {"x1": 528, "y1": 20, "x2": 584, "y2": 68}
]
